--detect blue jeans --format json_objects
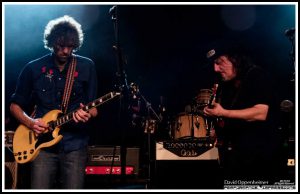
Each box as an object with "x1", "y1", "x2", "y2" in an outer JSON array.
[{"x1": 31, "y1": 147, "x2": 88, "y2": 189}]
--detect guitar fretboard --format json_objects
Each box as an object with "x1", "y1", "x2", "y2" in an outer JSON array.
[{"x1": 48, "y1": 92, "x2": 120, "y2": 130}]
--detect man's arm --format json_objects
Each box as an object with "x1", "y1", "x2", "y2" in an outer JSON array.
[
  {"x1": 204, "y1": 103, "x2": 269, "y2": 122},
  {"x1": 10, "y1": 103, "x2": 48, "y2": 134}
]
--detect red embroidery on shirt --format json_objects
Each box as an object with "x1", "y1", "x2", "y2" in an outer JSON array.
[{"x1": 74, "y1": 71, "x2": 78, "y2": 78}]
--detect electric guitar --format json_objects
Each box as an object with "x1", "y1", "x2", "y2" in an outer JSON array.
[
  {"x1": 207, "y1": 83, "x2": 225, "y2": 146},
  {"x1": 208, "y1": 84, "x2": 225, "y2": 149},
  {"x1": 13, "y1": 91, "x2": 120, "y2": 164}
]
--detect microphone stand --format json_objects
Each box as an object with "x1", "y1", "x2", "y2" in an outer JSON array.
[
  {"x1": 139, "y1": 92, "x2": 161, "y2": 188},
  {"x1": 110, "y1": 5, "x2": 130, "y2": 180}
]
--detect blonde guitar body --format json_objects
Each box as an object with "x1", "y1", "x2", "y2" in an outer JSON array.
[
  {"x1": 12, "y1": 91, "x2": 121, "y2": 164},
  {"x1": 13, "y1": 110, "x2": 63, "y2": 164}
]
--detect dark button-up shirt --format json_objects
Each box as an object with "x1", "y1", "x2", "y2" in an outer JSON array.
[{"x1": 10, "y1": 53, "x2": 98, "y2": 152}]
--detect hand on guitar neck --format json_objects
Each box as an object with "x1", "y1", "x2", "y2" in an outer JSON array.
[
  {"x1": 73, "y1": 103, "x2": 97, "y2": 123},
  {"x1": 204, "y1": 83, "x2": 224, "y2": 118}
]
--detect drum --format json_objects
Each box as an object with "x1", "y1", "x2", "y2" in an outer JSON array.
[
  {"x1": 171, "y1": 113, "x2": 207, "y2": 139},
  {"x1": 5, "y1": 131, "x2": 15, "y2": 147},
  {"x1": 195, "y1": 89, "x2": 212, "y2": 108}
]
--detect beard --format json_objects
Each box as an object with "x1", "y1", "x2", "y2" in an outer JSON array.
[{"x1": 56, "y1": 54, "x2": 71, "y2": 64}]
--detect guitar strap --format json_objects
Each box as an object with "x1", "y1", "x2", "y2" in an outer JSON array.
[{"x1": 61, "y1": 55, "x2": 77, "y2": 114}]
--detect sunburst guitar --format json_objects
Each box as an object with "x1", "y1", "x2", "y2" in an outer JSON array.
[{"x1": 13, "y1": 91, "x2": 120, "y2": 164}]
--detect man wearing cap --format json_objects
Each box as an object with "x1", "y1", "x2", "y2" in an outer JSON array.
[{"x1": 203, "y1": 44, "x2": 284, "y2": 185}]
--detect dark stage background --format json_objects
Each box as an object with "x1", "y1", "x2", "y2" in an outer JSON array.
[{"x1": 4, "y1": 4, "x2": 296, "y2": 151}]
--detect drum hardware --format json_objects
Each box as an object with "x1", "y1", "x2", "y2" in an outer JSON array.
[
  {"x1": 205, "y1": 118, "x2": 210, "y2": 136},
  {"x1": 144, "y1": 119, "x2": 158, "y2": 134},
  {"x1": 176, "y1": 119, "x2": 182, "y2": 132},
  {"x1": 194, "y1": 117, "x2": 200, "y2": 129},
  {"x1": 190, "y1": 102, "x2": 196, "y2": 139}
]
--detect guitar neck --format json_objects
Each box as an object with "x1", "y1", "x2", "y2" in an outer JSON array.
[
  {"x1": 208, "y1": 84, "x2": 218, "y2": 108},
  {"x1": 49, "y1": 91, "x2": 120, "y2": 129}
]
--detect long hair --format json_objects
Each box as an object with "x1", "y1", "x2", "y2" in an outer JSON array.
[
  {"x1": 43, "y1": 15, "x2": 83, "y2": 52},
  {"x1": 225, "y1": 45, "x2": 256, "y2": 80}
]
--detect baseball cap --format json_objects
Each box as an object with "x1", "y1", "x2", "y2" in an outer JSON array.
[{"x1": 205, "y1": 39, "x2": 240, "y2": 63}]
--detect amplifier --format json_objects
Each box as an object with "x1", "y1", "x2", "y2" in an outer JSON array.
[
  {"x1": 155, "y1": 140, "x2": 222, "y2": 189},
  {"x1": 156, "y1": 141, "x2": 219, "y2": 160},
  {"x1": 85, "y1": 166, "x2": 134, "y2": 175},
  {"x1": 86, "y1": 146, "x2": 140, "y2": 175}
]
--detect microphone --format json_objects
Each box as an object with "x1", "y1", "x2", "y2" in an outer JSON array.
[
  {"x1": 109, "y1": 5, "x2": 117, "y2": 15},
  {"x1": 109, "y1": 5, "x2": 117, "y2": 20},
  {"x1": 285, "y1": 28, "x2": 295, "y2": 37}
]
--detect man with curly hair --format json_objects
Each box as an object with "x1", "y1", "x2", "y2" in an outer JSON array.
[{"x1": 10, "y1": 15, "x2": 98, "y2": 189}]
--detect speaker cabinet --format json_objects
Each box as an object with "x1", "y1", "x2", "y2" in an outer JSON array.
[{"x1": 5, "y1": 147, "x2": 18, "y2": 189}]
